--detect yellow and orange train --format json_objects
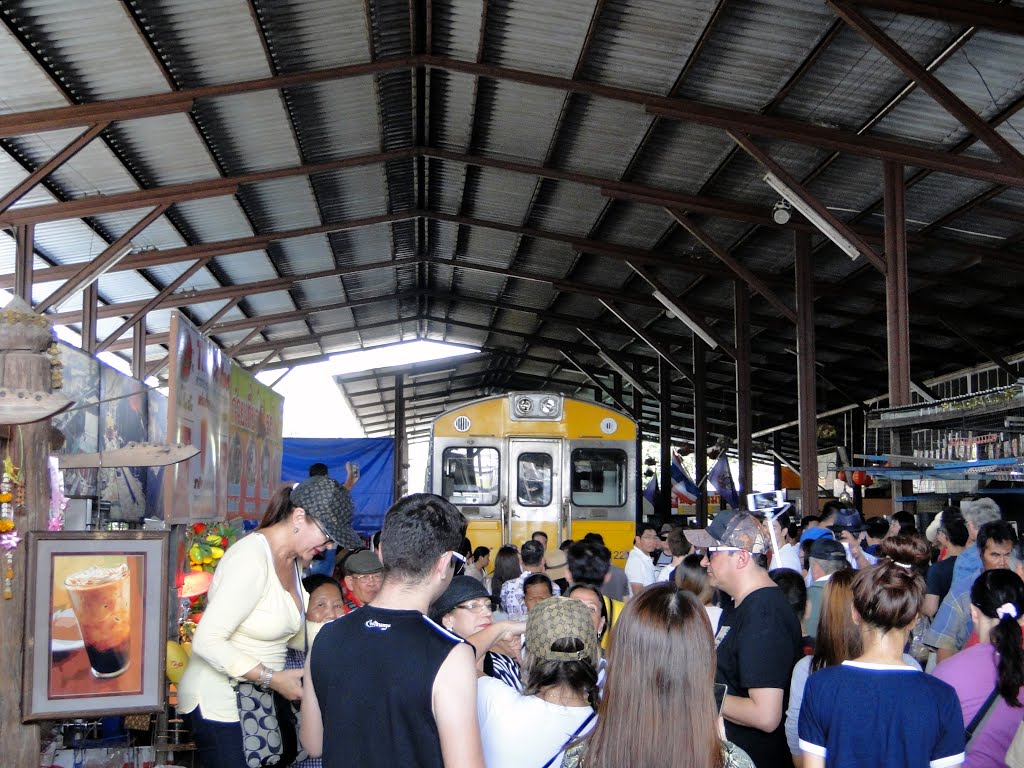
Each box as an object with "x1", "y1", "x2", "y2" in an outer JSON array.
[{"x1": 428, "y1": 393, "x2": 638, "y2": 567}]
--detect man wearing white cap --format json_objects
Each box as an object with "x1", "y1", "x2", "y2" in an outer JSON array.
[{"x1": 686, "y1": 510, "x2": 802, "y2": 768}]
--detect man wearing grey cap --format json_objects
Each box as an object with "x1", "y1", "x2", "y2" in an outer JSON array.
[
  {"x1": 686, "y1": 510, "x2": 801, "y2": 768},
  {"x1": 339, "y1": 549, "x2": 384, "y2": 613},
  {"x1": 804, "y1": 538, "x2": 849, "y2": 640}
]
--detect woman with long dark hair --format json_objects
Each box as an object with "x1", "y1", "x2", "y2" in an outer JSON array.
[
  {"x1": 562, "y1": 583, "x2": 752, "y2": 768},
  {"x1": 179, "y1": 479, "x2": 348, "y2": 768},
  {"x1": 797, "y1": 539, "x2": 965, "y2": 768},
  {"x1": 934, "y1": 569, "x2": 1024, "y2": 767},
  {"x1": 478, "y1": 597, "x2": 600, "y2": 768},
  {"x1": 488, "y1": 544, "x2": 522, "y2": 610}
]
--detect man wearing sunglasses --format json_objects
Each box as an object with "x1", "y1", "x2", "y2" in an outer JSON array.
[{"x1": 686, "y1": 509, "x2": 802, "y2": 768}]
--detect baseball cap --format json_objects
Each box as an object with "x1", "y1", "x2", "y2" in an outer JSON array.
[
  {"x1": 809, "y1": 538, "x2": 847, "y2": 562},
  {"x1": 684, "y1": 509, "x2": 769, "y2": 555},
  {"x1": 799, "y1": 527, "x2": 833, "y2": 543},
  {"x1": 828, "y1": 508, "x2": 865, "y2": 533},
  {"x1": 525, "y1": 597, "x2": 599, "y2": 663}
]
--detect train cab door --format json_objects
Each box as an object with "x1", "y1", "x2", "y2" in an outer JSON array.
[{"x1": 506, "y1": 439, "x2": 562, "y2": 546}]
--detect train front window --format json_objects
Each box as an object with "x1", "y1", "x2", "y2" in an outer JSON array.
[
  {"x1": 570, "y1": 449, "x2": 626, "y2": 507},
  {"x1": 440, "y1": 448, "x2": 500, "y2": 506},
  {"x1": 517, "y1": 453, "x2": 553, "y2": 506}
]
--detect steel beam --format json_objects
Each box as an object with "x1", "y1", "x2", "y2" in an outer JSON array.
[
  {"x1": 598, "y1": 300, "x2": 694, "y2": 383},
  {"x1": 670, "y1": 210, "x2": 798, "y2": 323},
  {"x1": 13, "y1": 224, "x2": 33, "y2": 301},
  {"x1": 560, "y1": 351, "x2": 631, "y2": 414},
  {"x1": 795, "y1": 232, "x2": 818, "y2": 521},
  {"x1": 0, "y1": 149, "x2": 413, "y2": 226},
  {"x1": 735, "y1": 282, "x2": 753, "y2": 497},
  {"x1": 693, "y1": 342, "x2": 708, "y2": 526},
  {"x1": 36, "y1": 204, "x2": 170, "y2": 313},
  {"x1": 659, "y1": 359, "x2": 673, "y2": 520},
  {"x1": 939, "y1": 319, "x2": 1019, "y2": 381},
  {"x1": 81, "y1": 282, "x2": 99, "y2": 356},
  {"x1": 0, "y1": 123, "x2": 109, "y2": 214},
  {"x1": 94, "y1": 259, "x2": 209, "y2": 354},
  {"x1": 829, "y1": 1, "x2": 1024, "y2": 173},
  {"x1": 850, "y1": 0, "x2": 1024, "y2": 36},
  {"x1": 0, "y1": 211, "x2": 414, "y2": 288},
  {"x1": 49, "y1": 256, "x2": 417, "y2": 326},
  {"x1": 884, "y1": 161, "x2": 912, "y2": 405},
  {"x1": 132, "y1": 322, "x2": 147, "y2": 380}
]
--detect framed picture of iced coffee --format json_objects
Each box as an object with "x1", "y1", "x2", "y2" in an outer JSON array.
[{"x1": 22, "y1": 531, "x2": 170, "y2": 720}]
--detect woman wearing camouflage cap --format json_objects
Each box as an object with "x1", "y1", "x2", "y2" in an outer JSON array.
[{"x1": 478, "y1": 597, "x2": 600, "y2": 768}]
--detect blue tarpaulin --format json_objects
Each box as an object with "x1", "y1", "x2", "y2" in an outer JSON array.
[{"x1": 281, "y1": 438, "x2": 394, "y2": 537}]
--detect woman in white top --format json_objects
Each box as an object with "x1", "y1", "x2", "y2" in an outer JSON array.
[
  {"x1": 178, "y1": 477, "x2": 346, "y2": 768},
  {"x1": 478, "y1": 597, "x2": 600, "y2": 768}
]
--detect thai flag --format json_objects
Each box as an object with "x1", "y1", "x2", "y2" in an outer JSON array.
[{"x1": 671, "y1": 452, "x2": 699, "y2": 504}]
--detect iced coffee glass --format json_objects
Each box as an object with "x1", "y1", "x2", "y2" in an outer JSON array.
[{"x1": 64, "y1": 563, "x2": 132, "y2": 678}]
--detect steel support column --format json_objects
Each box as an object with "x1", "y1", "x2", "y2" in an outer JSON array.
[
  {"x1": 693, "y1": 342, "x2": 708, "y2": 526},
  {"x1": 81, "y1": 282, "x2": 99, "y2": 356},
  {"x1": 13, "y1": 224, "x2": 33, "y2": 301},
  {"x1": 795, "y1": 232, "x2": 819, "y2": 519},
  {"x1": 884, "y1": 160, "x2": 914, "y2": 512},
  {"x1": 734, "y1": 282, "x2": 753, "y2": 497},
  {"x1": 394, "y1": 374, "x2": 406, "y2": 501},
  {"x1": 658, "y1": 359, "x2": 673, "y2": 522},
  {"x1": 632, "y1": 384, "x2": 644, "y2": 525},
  {"x1": 132, "y1": 322, "x2": 147, "y2": 380}
]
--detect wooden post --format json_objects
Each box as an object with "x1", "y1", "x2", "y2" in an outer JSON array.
[{"x1": 0, "y1": 301, "x2": 54, "y2": 765}]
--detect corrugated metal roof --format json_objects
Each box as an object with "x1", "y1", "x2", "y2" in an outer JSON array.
[{"x1": 2, "y1": 0, "x2": 1023, "y2": 447}]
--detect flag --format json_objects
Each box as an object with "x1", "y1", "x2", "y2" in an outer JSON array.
[
  {"x1": 643, "y1": 475, "x2": 658, "y2": 506},
  {"x1": 708, "y1": 454, "x2": 740, "y2": 510},
  {"x1": 671, "y1": 451, "x2": 699, "y2": 505}
]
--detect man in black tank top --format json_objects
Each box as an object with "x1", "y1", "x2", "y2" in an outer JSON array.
[{"x1": 301, "y1": 494, "x2": 484, "y2": 768}]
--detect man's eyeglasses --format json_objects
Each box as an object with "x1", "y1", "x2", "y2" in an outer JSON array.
[
  {"x1": 707, "y1": 546, "x2": 744, "y2": 555},
  {"x1": 659, "y1": 534, "x2": 669, "y2": 541},
  {"x1": 454, "y1": 600, "x2": 492, "y2": 613},
  {"x1": 351, "y1": 573, "x2": 383, "y2": 583},
  {"x1": 310, "y1": 515, "x2": 334, "y2": 547}
]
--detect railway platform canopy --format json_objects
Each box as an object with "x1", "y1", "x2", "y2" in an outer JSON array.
[{"x1": 1, "y1": 0, "x2": 1024, "y2": 473}]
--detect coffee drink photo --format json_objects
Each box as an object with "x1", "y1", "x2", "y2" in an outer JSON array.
[{"x1": 64, "y1": 563, "x2": 132, "y2": 679}]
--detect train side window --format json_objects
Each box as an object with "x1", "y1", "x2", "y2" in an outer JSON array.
[
  {"x1": 441, "y1": 447, "x2": 500, "y2": 506},
  {"x1": 517, "y1": 453, "x2": 553, "y2": 506},
  {"x1": 570, "y1": 449, "x2": 626, "y2": 507}
]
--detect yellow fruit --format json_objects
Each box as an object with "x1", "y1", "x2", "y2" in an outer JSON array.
[
  {"x1": 211, "y1": 547, "x2": 224, "y2": 559},
  {"x1": 166, "y1": 641, "x2": 188, "y2": 683},
  {"x1": 202, "y1": 556, "x2": 212, "y2": 564},
  {"x1": 181, "y1": 641, "x2": 192, "y2": 657}
]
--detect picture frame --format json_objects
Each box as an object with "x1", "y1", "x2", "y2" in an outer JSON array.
[{"x1": 22, "y1": 530, "x2": 170, "y2": 721}]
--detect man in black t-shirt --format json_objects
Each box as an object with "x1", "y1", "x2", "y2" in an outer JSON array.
[{"x1": 686, "y1": 510, "x2": 802, "y2": 768}]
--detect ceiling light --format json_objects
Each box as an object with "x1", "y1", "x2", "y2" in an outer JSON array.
[
  {"x1": 651, "y1": 290, "x2": 718, "y2": 349},
  {"x1": 763, "y1": 172, "x2": 860, "y2": 260},
  {"x1": 772, "y1": 200, "x2": 792, "y2": 225}
]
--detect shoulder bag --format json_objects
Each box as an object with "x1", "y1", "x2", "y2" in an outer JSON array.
[{"x1": 231, "y1": 561, "x2": 305, "y2": 768}]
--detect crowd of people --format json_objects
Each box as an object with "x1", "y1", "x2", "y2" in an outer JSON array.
[{"x1": 176, "y1": 480, "x2": 1024, "y2": 768}]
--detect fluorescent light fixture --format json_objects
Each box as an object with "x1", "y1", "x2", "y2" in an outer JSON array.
[
  {"x1": 763, "y1": 172, "x2": 860, "y2": 261},
  {"x1": 652, "y1": 290, "x2": 718, "y2": 350},
  {"x1": 597, "y1": 351, "x2": 650, "y2": 396}
]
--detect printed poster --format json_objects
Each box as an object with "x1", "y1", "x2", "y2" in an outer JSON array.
[
  {"x1": 165, "y1": 313, "x2": 230, "y2": 522},
  {"x1": 227, "y1": 365, "x2": 284, "y2": 519}
]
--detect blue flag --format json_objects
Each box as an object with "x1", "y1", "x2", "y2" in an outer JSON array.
[
  {"x1": 708, "y1": 454, "x2": 740, "y2": 510},
  {"x1": 671, "y1": 452, "x2": 699, "y2": 504},
  {"x1": 643, "y1": 475, "x2": 658, "y2": 506}
]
